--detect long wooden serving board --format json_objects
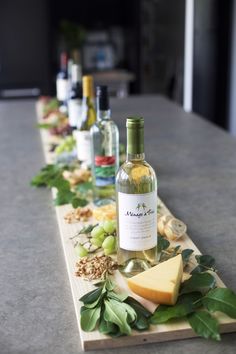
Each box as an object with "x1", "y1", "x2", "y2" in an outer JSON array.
[{"x1": 38, "y1": 127, "x2": 236, "y2": 351}]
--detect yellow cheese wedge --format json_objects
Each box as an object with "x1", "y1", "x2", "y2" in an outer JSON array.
[{"x1": 127, "y1": 255, "x2": 183, "y2": 305}]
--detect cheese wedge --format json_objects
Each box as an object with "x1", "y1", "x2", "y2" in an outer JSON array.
[{"x1": 127, "y1": 255, "x2": 183, "y2": 305}]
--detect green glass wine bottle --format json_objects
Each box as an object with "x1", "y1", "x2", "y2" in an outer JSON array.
[{"x1": 116, "y1": 117, "x2": 158, "y2": 276}]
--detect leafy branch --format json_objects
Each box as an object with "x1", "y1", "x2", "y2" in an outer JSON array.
[{"x1": 30, "y1": 164, "x2": 88, "y2": 207}]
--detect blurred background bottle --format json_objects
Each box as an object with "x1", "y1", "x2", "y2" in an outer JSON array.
[
  {"x1": 56, "y1": 52, "x2": 69, "y2": 114},
  {"x1": 91, "y1": 85, "x2": 119, "y2": 205},
  {"x1": 75, "y1": 75, "x2": 96, "y2": 165},
  {"x1": 68, "y1": 63, "x2": 82, "y2": 130}
]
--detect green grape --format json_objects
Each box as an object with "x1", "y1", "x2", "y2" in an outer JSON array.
[
  {"x1": 75, "y1": 244, "x2": 88, "y2": 258},
  {"x1": 104, "y1": 248, "x2": 115, "y2": 256},
  {"x1": 91, "y1": 237, "x2": 103, "y2": 247},
  {"x1": 103, "y1": 220, "x2": 116, "y2": 234},
  {"x1": 91, "y1": 225, "x2": 105, "y2": 238},
  {"x1": 98, "y1": 233, "x2": 105, "y2": 242},
  {"x1": 55, "y1": 136, "x2": 76, "y2": 155},
  {"x1": 102, "y1": 235, "x2": 115, "y2": 250}
]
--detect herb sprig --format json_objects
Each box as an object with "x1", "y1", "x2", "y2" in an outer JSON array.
[
  {"x1": 31, "y1": 164, "x2": 88, "y2": 207},
  {"x1": 151, "y1": 254, "x2": 236, "y2": 341},
  {"x1": 79, "y1": 279, "x2": 152, "y2": 336}
]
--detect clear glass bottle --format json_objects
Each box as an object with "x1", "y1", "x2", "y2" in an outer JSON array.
[
  {"x1": 75, "y1": 75, "x2": 96, "y2": 166},
  {"x1": 68, "y1": 64, "x2": 82, "y2": 130},
  {"x1": 91, "y1": 86, "x2": 119, "y2": 205},
  {"x1": 116, "y1": 117, "x2": 158, "y2": 276}
]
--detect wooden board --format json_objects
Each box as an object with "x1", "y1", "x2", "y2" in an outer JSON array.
[{"x1": 38, "y1": 127, "x2": 236, "y2": 351}]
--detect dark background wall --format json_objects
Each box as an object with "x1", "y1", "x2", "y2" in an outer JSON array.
[
  {"x1": 0, "y1": 0, "x2": 233, "y2": 130},
  {"x1": 193, "y1": 0, "x2": 232, "y2": 129},
  {"x1": 0, "y1": 0, "x2": 50, "y2": 94}
]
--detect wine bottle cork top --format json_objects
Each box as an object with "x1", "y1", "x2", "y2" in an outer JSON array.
[
  {"x1": 126, "y1": 117, "x2": 144, "y2": 128},
  {"x1": 83, "y1": 75, "x2": 94, "y2": 97}
]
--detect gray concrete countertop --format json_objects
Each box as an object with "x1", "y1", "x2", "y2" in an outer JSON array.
[{"x1": 1, "y1": 96, "x2": 236, "y2": 354}]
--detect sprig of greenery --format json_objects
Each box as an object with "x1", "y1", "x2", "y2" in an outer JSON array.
[
  {"x1": 79, "y1": 279, "x2": 152, "y2": 336},
  {"x1": 151, "y1": 263, "x2": 236, "y2": 341},
  {"x1": 31, "y1": 164, "x2": 88, "y2": 207}
]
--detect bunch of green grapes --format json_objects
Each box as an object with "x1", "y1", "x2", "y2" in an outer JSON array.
[
  {"x1": 91, "y1": 221, "x2": 117, "y2": 255},
  {"x1": 74, "y1": 221, "x2": 117, "y2": 258},
  {"x1": 55, "y1": 136, "x2": 76, "y2": 155}
]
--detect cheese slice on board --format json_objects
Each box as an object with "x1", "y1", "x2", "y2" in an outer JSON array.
[{"x1": 127, "y1": 255, "x2": 183, "y2": 305}]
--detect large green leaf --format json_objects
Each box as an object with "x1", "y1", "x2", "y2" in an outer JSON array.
[
  {"x1": 99, "y1": 317, "x2": 119, "y2": 335},
  {"x1": 125, "y1": 297, "x2": 152, "y2": 318},
  {"x1": 202, "y1": 288, "x2": 236, "y2": 318},
  {"x1": 187, "y1": 311, "x2": 221, "y2": 341},
  {"x1": 151, "y1": 292, "x2": 202, "y2": 324},
  {"x1": 180, "y1": 272, "x2": 216, "y2": 295},
  {"x1": 192, "y1": 255, "x2": 216, "y2": 274},
  {"x1": 104, "y1": 299, "x2": 132, "y2": 335},
  {"x1": 79, "y1": 286, "x2": 103, "y2": 304},
  {"x1": 80, "y1": 307, "x2": 101, "y2": 331},
  {"x1": 181, "y1": 249, "x2": 194, "y2": 264},
  {"x1": 157, "y1": 236, "x2": 170, "y2": 253}
]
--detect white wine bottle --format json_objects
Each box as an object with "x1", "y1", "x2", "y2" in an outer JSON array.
[
  {"x1": 91, "y1": 86, "x2": 119, "y2": 205},
  {"x1": 116, "y1": 117, "x2": 158, "y2": 276},
  {"x1": 75, "y1": 75, "x2": 96, "y2": 165}
]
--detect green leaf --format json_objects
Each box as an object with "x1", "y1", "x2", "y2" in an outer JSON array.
[
  {"x1": 99, "y1": 317, "x2": 119, "y2": 335},
  {"x1": 125, "y1": 297, "x2": 152, "y2": 318},
  {"x1": 133, "y1": 315, "x2": 149, "y2": 331},
  {"x1": 119, "y1": 302, "x2": 137, "y2": 323},
  {"x1": 180, "y1": 272, "x2": 216, "y2": 295},
  {"x1": 104, "y1": 299, "x2": 132, "y2": 335},
  {"x1": 71, "y1": 196, "x2": 88, "y2": 208},
  {"x1": 79, "y1": 286, "x2": 103, "y2": 304},
  {"x1": 49, "y1": 175, "x2": 71, "y2": 190},
  {"x1": 80, "y1": 306, "x2": 101, "y2": 332},
  {"x1": 181, "y1": 249, "x2": 194, "y2": 264},
  {"x1": 79, "y1": 224, "x2": 97, "y2": 235},
  {"x1": 75, "y1": 182, "x2": 93, "y2": 194},
  {"x1": 54, "y1": 189, "x2": 75, "y2": 206},
  {"x1": 108, "y1": 291, "x2": 128, "y2": 302},
  {"x1": 157, "y1": 236, "x2": 170, "y2": 253},
  {"x1": 105, "y1": 278, "x2": 115, "y2": 291},
  {"x1": 187, "y1": 311, "x2": 221, "y2": 341},
  {"x1": 125, "y1": 297, "x2": 151, "y2": 331},
  {"x1": 202, "y1": 288, "x2": 236, "y2": 318},
  {"x1": 192, "y1": 255, "x2": 216, "y2": 274},
  {"x1": 31, "y1": 164, "x2": 62, "y2": 187},
  {"x1": 150, "y1": 293, "x2": 202, "y2": 324}
]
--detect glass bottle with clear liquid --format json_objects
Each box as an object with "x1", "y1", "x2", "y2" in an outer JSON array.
[
  {"x1": 116, "y1": 117, "x2": 158, "y2": 276},
  {"x1": 91, "y1": 86, "x2": 119, "y2": 205},
  {"x1": 75, "y1": 75, "x2": 96, "y2": 166}
]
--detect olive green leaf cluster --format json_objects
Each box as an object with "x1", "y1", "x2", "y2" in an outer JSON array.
[
  {"x1": 151, "y1": 255, "x2": 236, "y2": 341},
  {"x1": 30, "y1": 164, "x2": 88, "y2": 207},
  {"x1": 79, "y1": 279, "x2": 152, "y2": 336}
]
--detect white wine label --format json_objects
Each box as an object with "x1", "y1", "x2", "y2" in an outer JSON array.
[
  {"x1": 68, "y1": 99, "x2": 82, "y2": 127},
  {"x1": 75, "y1": 130, "x2": 92, "y2": 164},
  {"x1": 56, "y1": 79, "x2": 68, "y2": 101},
  {"x1": 118, "y1": 191, "x2": 157, "y2": 251}
]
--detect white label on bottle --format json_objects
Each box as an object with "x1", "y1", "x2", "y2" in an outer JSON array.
[
  {"x1": 68, "y1": 99, "x2": 82, "y2": 127},
  {"x1": 75, "y1": 130, "x2": 92, "y2": 164},
  {"x1": 118, "y1": 191, "x2": 157, "y2": 251},
  {"x1": 56, "y1": 79, "x2": 68, "y2": 101}
]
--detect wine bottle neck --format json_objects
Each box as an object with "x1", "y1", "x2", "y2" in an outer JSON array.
[
  {"x1": 127, "y1": 126, "x2": 144, "y2": 155},
  {"x1": 97, "y1": 109, "x2": 111, "y2": 120},
  {"x1": 71, "y1": 64, "x2": 82, "y2": 84},
  {"x1": 127, "y1": 152, "x2": 145, "y2": 161}
]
